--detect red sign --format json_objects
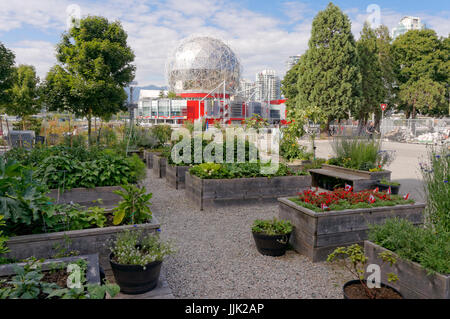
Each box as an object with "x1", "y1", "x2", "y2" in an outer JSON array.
[{"x1": 380, "y1": 104, "x2": 387, "y2": 111}]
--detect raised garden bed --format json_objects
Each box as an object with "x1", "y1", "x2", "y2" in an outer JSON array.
[
  {"x1": 277, "y1": 198, "x2": 425, "y2": 262},
  {"x1": 3, "y1": 218, "x2": 160, "y2": 271},
  {"x1": 144, "y1": 150, "x2": 161, "y2": 169},
  {"x1": 0, "y1": 254, "x2": 101, "y2": 286},
  {"x1": 47, "y1": 186, "x2": 123, "y2": 208},
  {"x1": 185, "y1": 172, "x2": 311, "y2": 210},
  {"x1": 364, "y1": 241, "x2": 450, "y2": 299},
  {"x1": 309, "y1": 164, "x2": 391, "y2": 191},
  {"x1": 166, "y1": 163, "x2": 190, "y2": 189},
  {"x1": 152, "y1": 155, "x2": 167, "y2": 178}
]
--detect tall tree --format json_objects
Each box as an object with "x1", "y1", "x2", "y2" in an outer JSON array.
[
  {"x1": 43, "y1": 16, "x2": 136, "y2": 142},
  {"x1": 4, "y1": 65, "x2": 41, "y2": 129},
  {"x1": 393, "y1": 29, "x2": 448, "y2": 118},
  {"x1": 0, "y1": 42, "x2": 15, "y2": 108},
  {"x1": 281, "y1": 58, "x2": 303, "y2": 109},
  {"x1": 356, "y1": 22, "x2": 384, "y2": 129},
  {"x1": 295, "y1": 2, "x2": 361, "y2": 131}
]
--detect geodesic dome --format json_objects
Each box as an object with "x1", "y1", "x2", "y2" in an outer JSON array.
[{"x1": 166, "y1": 36, "x2": 241, "y2": 94}]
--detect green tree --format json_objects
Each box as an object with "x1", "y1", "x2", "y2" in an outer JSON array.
[
  {"x1": 281, "y1": 58, "x2": 302, "y2": 109},
  {"x1": 4, "y1": 65, "x2": 41, "y2": 130},
  {"x1": 295, "y1": 2, "x2": 361, "y2": 131},
  {"x1": 393, "y1": 29, "x2": 448, "y2": 118},
  {"x1": 374, "y1": 25, "x2": 397, "y2": 126},
  {"x1": 399, "y1": 77, "x2": 446, "y2": 117},
  {"x1": 43, "y1": 16, "x2": 136, "y2": 143},
  {"x1": 167, "y1": 91, "x2": 179, "y2": 99},
  {"x1": 356, "y1": 23, "x2": 384, "y2": 128},
  {"x1": 0, "y1": 42, "x2": 15, "y2": 108}
]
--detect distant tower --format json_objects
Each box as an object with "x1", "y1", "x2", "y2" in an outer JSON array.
[
  {"x1": 255, "y1": 69, "x2": 281, "y2": 102},
  {"x1": 391, "y1": 16, "x2": 425, "y2": 39},
  {"x1": 286, "y1": 55, "x2": 301, "y2": 71}
]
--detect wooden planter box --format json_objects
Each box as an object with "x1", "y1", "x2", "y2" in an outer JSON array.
[
  {"x1": 278, "y1": 198, "x2": 425, "y2": 262},
  {"x1": 166, "y1": 163, "x2": 190, "y2": 189},
  {"x1": 47, "y1": 186, "x2": 123, "y2": 208},
  {"x1": 185, "y1": 172, "x2": 312, "y2": 210},
  {"x1": 310, "y1": 164, "x2": 391, "y2": 192},
  {"x1": 321, "y1": 164, "x2": 391, "y2": 180},
  {"x1": 152, "y1": 155, "x2": 167, "y2": 178},
  {"x1": 3, "y1": 218, "x2": 160, "y2": 271},
  {"x1": 0, "y1": 254, "x2": 101, "y2": 285},
  {"x1": 365, "y1": 241, "x2": 449, "y2": 299},
  {"x1": 144, "y1": 150, "x2": 161, "y2": 169}
]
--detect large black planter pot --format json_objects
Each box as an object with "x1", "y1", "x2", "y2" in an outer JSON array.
[
  {"x1": 343, "y1": 280, "x2": 403, "y2": 299},
  {"x1": 109, "y1": 253, "x2": 162, "y2": 294},
  {"x1": 376, "y1": 183, "x2": 400, "y2": 195},
  {"x1": 252, "y1": 232, "x2": 291, "y2": 257}
]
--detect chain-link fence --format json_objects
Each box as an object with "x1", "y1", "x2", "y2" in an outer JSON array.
[{"x1": 380, "y1": 118, "x2": 450, "y2": 144}]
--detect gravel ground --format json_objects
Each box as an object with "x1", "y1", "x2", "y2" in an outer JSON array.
[{"x1": 143, "y1": 169, "x2": 351, "y2": 299}]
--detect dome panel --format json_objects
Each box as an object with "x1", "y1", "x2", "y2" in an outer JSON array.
[{"x1": 166, "y1": 37, "x2": 241, "y2": 94}]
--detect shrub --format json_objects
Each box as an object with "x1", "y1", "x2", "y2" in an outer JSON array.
[
  {"x1": 0, "y1": 215, "x2": 9, "y2": 255},
  {"x1": 109, "y1": 229, "x2": 174, "y2": 267},
  {"x1": 251, "y1": 218, "x2": 293, "y2": 235}
]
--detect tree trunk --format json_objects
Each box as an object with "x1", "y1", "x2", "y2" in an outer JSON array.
[{"x1": 87, "y1": 110, "x2": 92, "y2": 146}]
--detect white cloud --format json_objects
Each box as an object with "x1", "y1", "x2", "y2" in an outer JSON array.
[{"x1": 2, "y1": 1, "x2": 449, "y2": 87}]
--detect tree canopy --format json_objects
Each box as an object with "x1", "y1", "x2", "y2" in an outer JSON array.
[
  {"x1": 294, "y1": 2, "x2": 362, "y2": 127},
  {"x1": 0, "y1": 42, "x2": 15, "y2": 108},
  {"x1": 3, "y1": 65, "x2": 41, "y2": 124},
  {"x1": 43, "y1": 15, "x2": 136, "y2": 140}
]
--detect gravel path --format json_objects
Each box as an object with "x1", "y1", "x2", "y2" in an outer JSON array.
[{"x1": 144, "y1": 169, "x2": 350, "y2": 299}]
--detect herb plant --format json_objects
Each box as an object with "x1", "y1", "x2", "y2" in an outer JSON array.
[
  {"x1": 252, "y1": 218, "x2": 293, "y2": 235},
  {"x1": 109, "y1": 229, "x2": 174, "y2": 267}
]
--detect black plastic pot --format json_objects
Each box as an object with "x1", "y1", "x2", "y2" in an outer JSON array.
[
  {"x1": 252, "y1": 232, "x2": 291, "y2": 257},
  {"x1": 343, "y1": 280, "x2": 403, "y2": 299},
  {"x1": 109, "y1": 253, "x2": 162, "y2": 294},
  {"x1": 376, "y1": 182, "x2": 400, "y2": 195}
]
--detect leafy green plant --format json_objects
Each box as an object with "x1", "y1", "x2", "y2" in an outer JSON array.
[
  {"x1": 0, "y1": 258, "x2": 120, "y2": 299},
  {"x1": 368, "y1": 218, "x2": 450, "y2": 275},
  {"x1": 0, "y1": 215, "x2": 9, "y2": 255},
  {"x1": 379, "y1": 178, "x2": 400, "y2": 186},
  {"x1": 420, "y1": 147, "x2": 449, "y2": 232},
  {"x1": 0, "y1": 258, "x2": 60, "y2": 299},
  {"x1": 112, "y1": 184, "x2": 152, "y2": 225},
  {"x1": 0, "y1": 157, "x2": 56, "y2": 236},
  {"x1": 327, "y1": 244, "x2": 398, "y2": 299},
  {"x1": 109, "y1": 229, "x2": 175, "y2": 267},
  {"x1": 150, "y1": 124, "x2": 173, "y2": 148},
  {"x1": 252, "y1": 218, "x2": 293, "y2": 235}
]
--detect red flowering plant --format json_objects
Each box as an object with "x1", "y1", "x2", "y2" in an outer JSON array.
[{"x1": 291, "y1": 187, "x2": 414, "y2": 212}]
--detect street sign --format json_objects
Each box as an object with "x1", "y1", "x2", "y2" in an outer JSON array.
[{"x1": 380, "y1": 103, "x2": 387, "y2": 111}]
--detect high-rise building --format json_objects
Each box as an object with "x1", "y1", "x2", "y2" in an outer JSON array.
[
  {"x1": 238, "y1": 79, "x2": 256, "y2": 101},
  {"x1": 255, "y1": 69, "x2": 281, "y2": 102},
  {"x1": 391, "y1": 16, "x2": 425, "y2": 39},
  {"x1": 286, "y1": 55, "x2": 301, "y2": 71}
]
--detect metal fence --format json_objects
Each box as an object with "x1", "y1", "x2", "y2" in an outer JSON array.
[{"x1": 380, "y1": 118, "x2": 450, "y2": 144}]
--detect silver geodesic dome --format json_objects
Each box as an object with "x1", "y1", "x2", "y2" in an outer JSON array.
[{"x1": 166, "y1": 36, "x2": 241, "y2": 94}]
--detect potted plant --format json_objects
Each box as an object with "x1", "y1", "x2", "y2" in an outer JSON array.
[
  {"x1": 109, "y1": 229, "x2": 174, "y2": 294},
  {"x1": 376, "y1": 178, "x2": 401, "y2": 194},
  {"x1": 327, "y1": 244, "x2": 402, "y2": 299},
  {"x1": 251, "y1": 218, "x2": 293, "y2": 257}
]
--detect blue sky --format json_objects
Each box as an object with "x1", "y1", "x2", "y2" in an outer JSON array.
[{"x1": 0, "y1": 0, "x2": 448, "y2": 86}]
